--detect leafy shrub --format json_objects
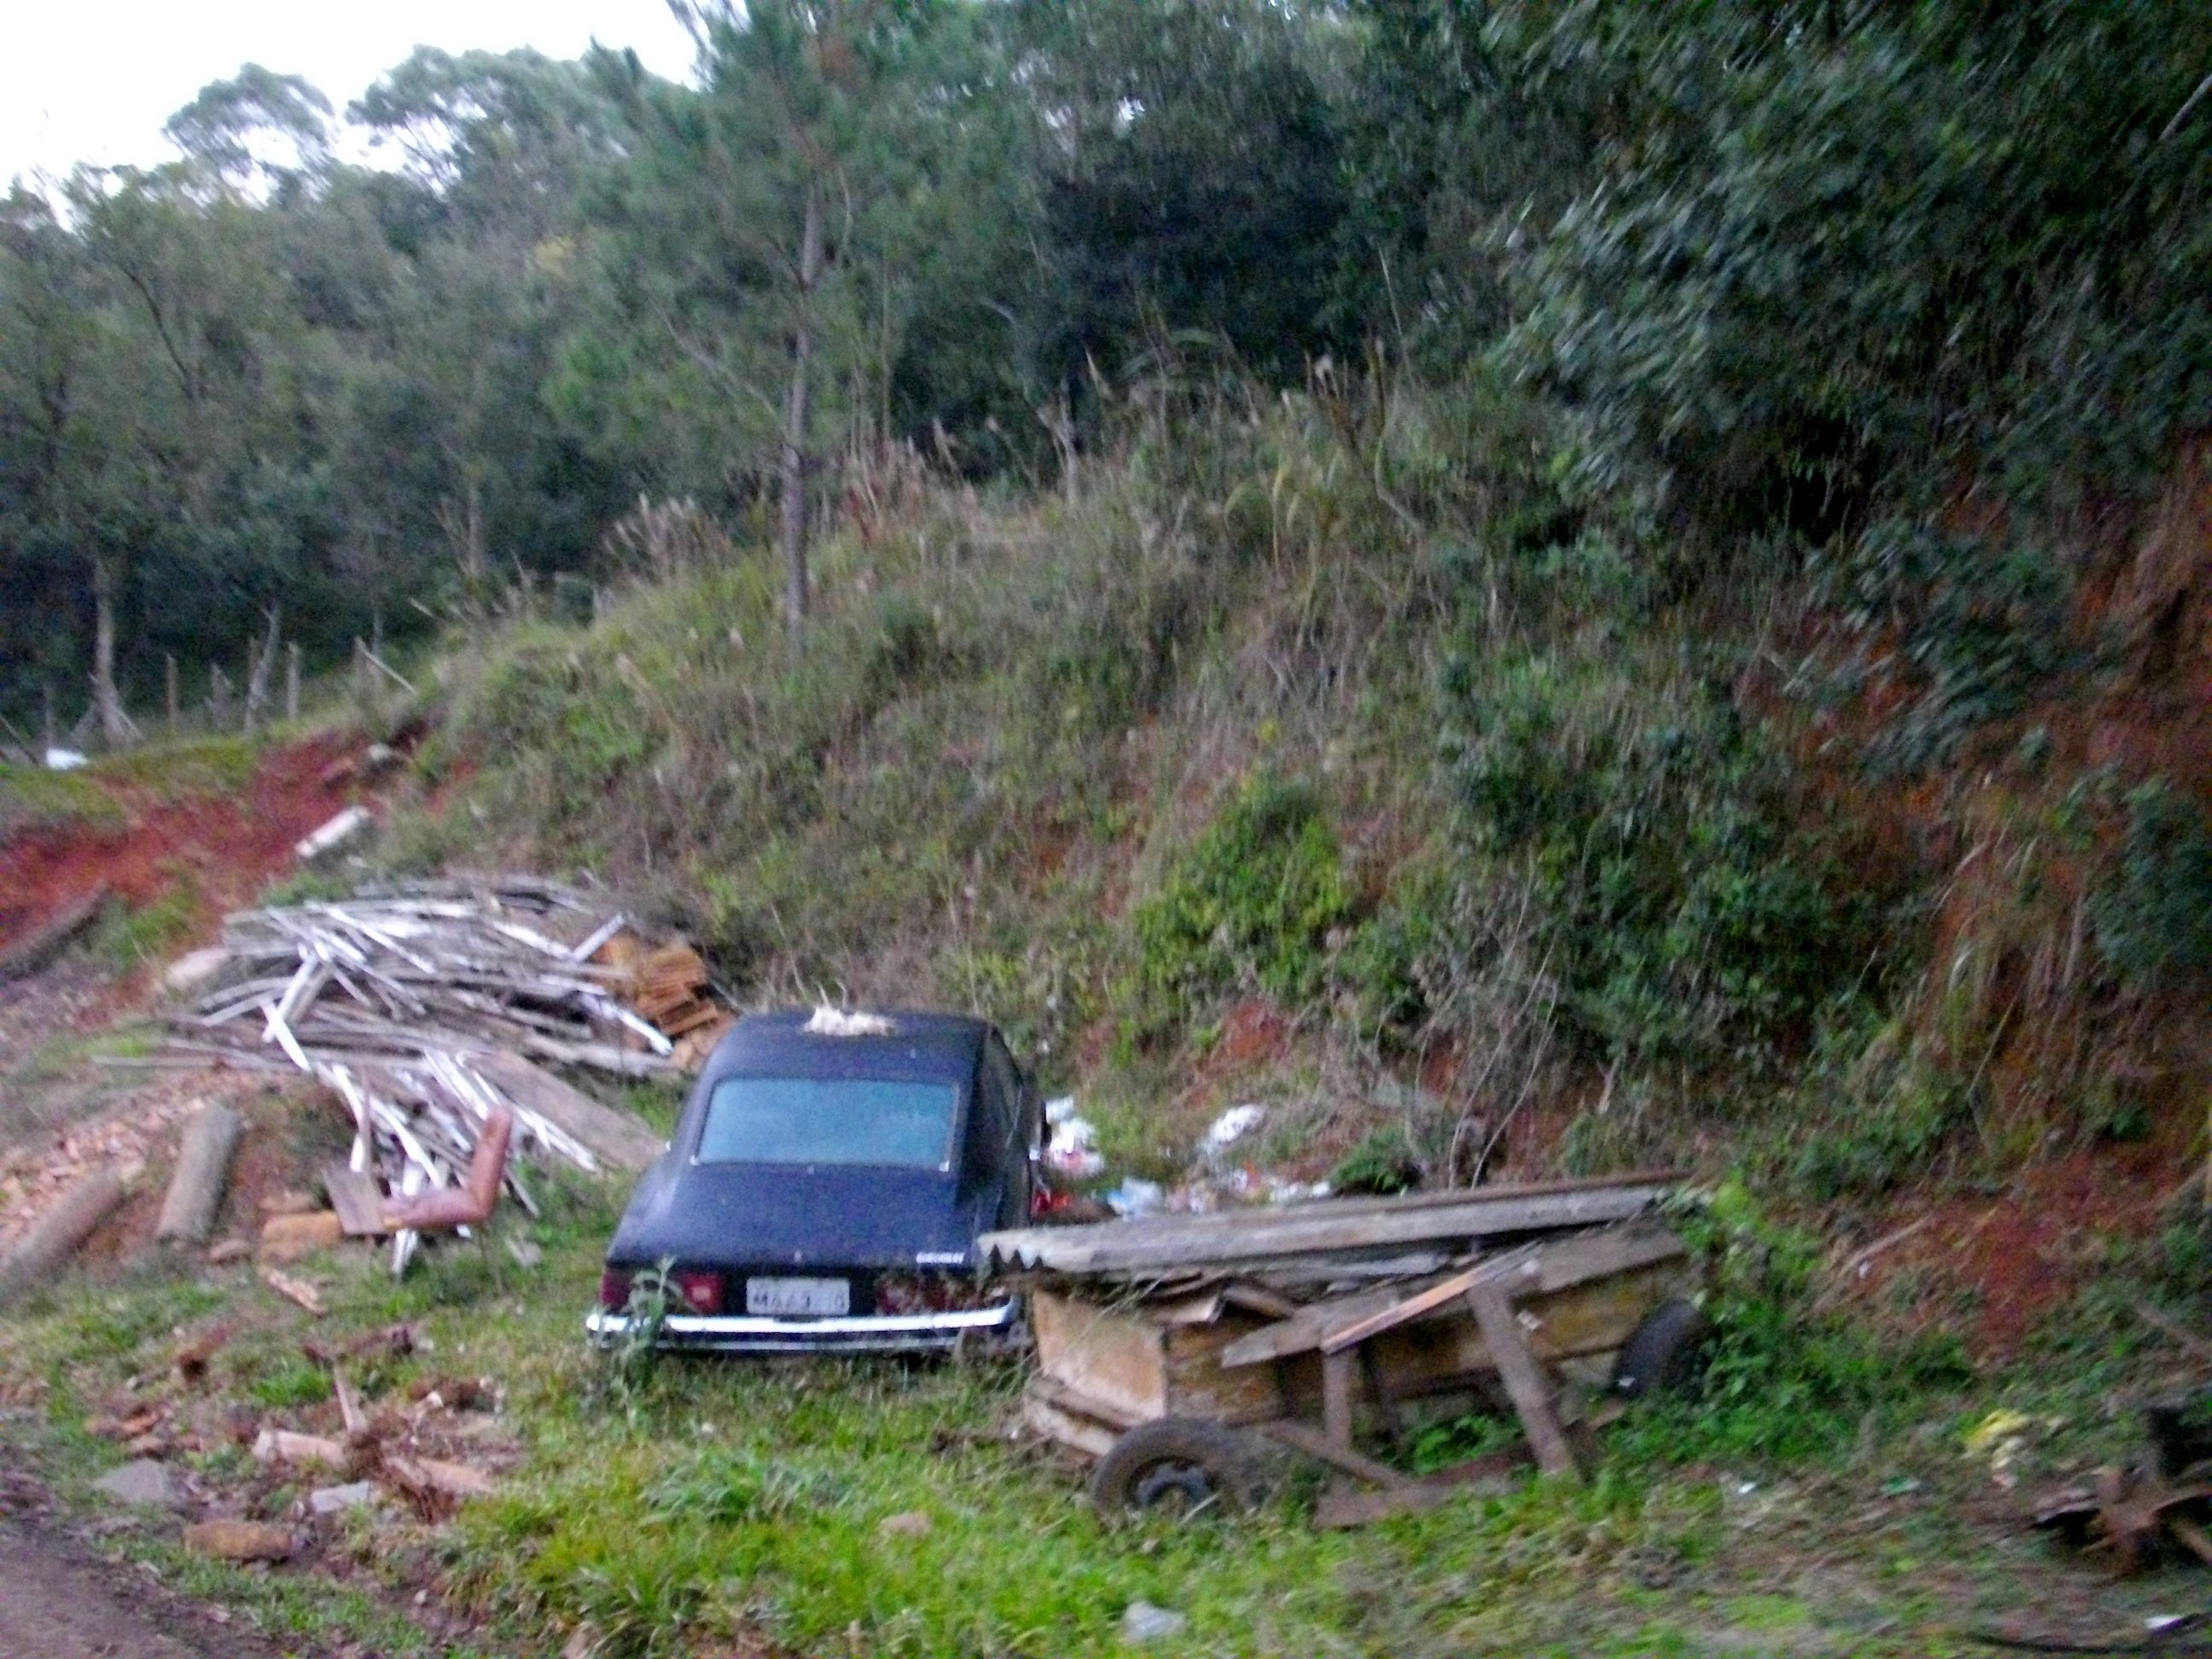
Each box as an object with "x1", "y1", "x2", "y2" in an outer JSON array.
[
  {"x1": 1843, "y1": 523, "x2": 2077, "y2": 773},
  {"x1": 1618, "y1": 1183, "x2": 1968, "y2": 1466},
  {"x1": 1790, "y1": 1037, "x2": 1973, "y2": 1202},
  {"x1": 1327, "y1": 1127, "x2": 1423, "y2": 1196},
  {"x1": 1132, "y1": 777, "x2": 1353, "y2": 1025},
  {"x1": 1441, "y1": 652, "x2": 1876, "y2": 1069},
  {"x1": 2090, "y1": 778, "x2": 2212, "y2": 992}
]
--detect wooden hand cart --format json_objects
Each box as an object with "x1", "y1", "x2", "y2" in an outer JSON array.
[{"x1": 981, "y1": 1173, "x2": 1704, "y2": 1526}]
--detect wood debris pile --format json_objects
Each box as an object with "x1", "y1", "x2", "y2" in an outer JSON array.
[
  {"x1": 166, "y1": 878, "x2": 720, "y2": 1267},
  {"x1": 596, "y1": 935, "x2": 734, "y2": 1068}
]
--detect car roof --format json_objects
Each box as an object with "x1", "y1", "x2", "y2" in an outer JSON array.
[{"x1": 702, "y1": 1009, "x2": 992, "y2": 1090}]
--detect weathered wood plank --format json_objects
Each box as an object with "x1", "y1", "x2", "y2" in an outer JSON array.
[
  {"x1": 980, "y1": 1174, "x2": 1678, "y2": 1278},
  {"x1": 1258, "y1": 1418, "x2": 1416, "y2": 1490},
  {"x1": 1468, "y1": 1283, "x2": 1578, "y2": 1481}
]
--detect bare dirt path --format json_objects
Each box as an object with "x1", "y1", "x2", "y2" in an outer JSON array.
[{"x1": 0, "y1": 1517, "x2": 277, "y2": 1659}]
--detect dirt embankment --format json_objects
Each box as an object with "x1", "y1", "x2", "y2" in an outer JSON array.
[{"x1": 0, "y1": 736, "x2": 359, "y2": 961}]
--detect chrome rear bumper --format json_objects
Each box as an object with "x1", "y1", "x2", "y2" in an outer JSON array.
[{"x1": 585, "y1": 1299, "x2": 1020, "y2": 1354}]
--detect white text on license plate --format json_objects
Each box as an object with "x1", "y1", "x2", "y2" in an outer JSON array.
[{"x1": 746, "y1": 1277, "x2": 850, "y2": 1317}]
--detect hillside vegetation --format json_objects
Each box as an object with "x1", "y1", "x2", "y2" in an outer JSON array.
[{"x1": 3, "y1": 8, "x2": 2211, "y2": 1651}]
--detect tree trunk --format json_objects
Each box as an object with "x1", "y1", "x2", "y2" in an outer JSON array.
[
  {"x1": 90, "y1": 551, "x2": 127, "y2": 745},
  {"x1": 780, "y1": 185, "x2": 824, "y2": 647}
]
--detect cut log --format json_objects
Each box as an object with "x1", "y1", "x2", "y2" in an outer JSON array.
[
  {"x1": 0, "y1": 885, "x2": 109, "y2": 983},
  {"x1": 260, "y1": 1211, "x2": 344, "y2": 1263},
  {"x1": 0, "y1": 1165, "x2": 131, "y2": 1304},
  {"x1": 155, "y1": 1103, "x2": 243, "y2": 1246}
]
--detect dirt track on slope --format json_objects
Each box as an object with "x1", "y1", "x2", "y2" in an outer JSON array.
[{"x1": 0, "y1": 1515, "x2": 281, "y2": 1659}]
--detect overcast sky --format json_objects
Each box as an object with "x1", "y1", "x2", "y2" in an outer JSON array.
[{"x1": 3, "y1": 0, "x2": 698, "y2": 187}]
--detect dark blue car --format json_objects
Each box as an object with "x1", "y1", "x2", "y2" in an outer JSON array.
[{"x1": 588, "y1": 1009, "x2": 1042, "y2": 1353}]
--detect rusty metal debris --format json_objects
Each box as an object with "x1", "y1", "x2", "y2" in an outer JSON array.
[{"x1": 2034, "y1": 1397, "x2": 2212, "y2": 1575}]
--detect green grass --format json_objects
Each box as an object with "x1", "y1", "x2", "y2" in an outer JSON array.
[
  {"x1": 2, "y1": 1155, "x2": 2200, "y2": 1659},
  {"x1": 0, "y1": 760, "x2": 127, "y2": 837},
  {"x1": 87, "y1": 733, "x2": 262, "y2": 796}
]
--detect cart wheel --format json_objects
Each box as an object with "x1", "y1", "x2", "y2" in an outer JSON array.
[
  {"x1": 1611, "y1": 1298, "x2": 1713, "y2": 1399},
  {"x1": 1090, "y1": 1418, "x2": 1270, "y2": 1520}
]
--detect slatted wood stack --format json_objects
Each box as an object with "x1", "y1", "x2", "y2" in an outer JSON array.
[{"x1": 160, "y1": 878, "x2": 729, "y2": 1271}]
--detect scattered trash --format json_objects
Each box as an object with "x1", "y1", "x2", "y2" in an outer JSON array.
[
  {"x1": 1044, "y1": 1099, "x2": 1105, "y2": 1182},
  {"x1": 294, "y1": 804, "x2": 376, "y2": 863},
  {"x1": 1964, "y1": 1408, "x2": 2035, "y2": 1487},
  {"x1": 310, "y1": 1481, "x2": 380, "y2": 1516},
  {"x1": 91, "y1": 1460, "x2": 183, "y2": 1511},
  {"x1": 1121, "y1": 1602, "x2": 1190, "y2": 1644},
  {"x1": 803, "y1": 1006, "x2": 897, "y2": 1038},
  {"x1": 1103, "y1": 1178, "x2": 1164, "y2": 1218},
  {"x1": 43, "y1": 747, "x2": 86, "y2": 771},
  {"x1": 2032, "y1": 1397, "x2": 2212, "y2": 1575},
  {"x1": 1202, "y1": 1104, "x2": 1266, "y2": 1157},
  {"x1": 259, "y1": 1265, "x2": 325, "y2": 1316}
]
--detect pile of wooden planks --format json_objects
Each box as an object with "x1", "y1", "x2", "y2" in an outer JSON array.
[
  {"x1": 163, "y1": 878, "x2": 719, "y2": 1271},
  {"x1": 603, "y1": 939, "x2": 735, "y2": 1070}
]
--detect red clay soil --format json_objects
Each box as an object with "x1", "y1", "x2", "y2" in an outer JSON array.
[
  {"x1": 1846, "y1": 1122, "x2": 2197, "y2": 1362},
  {"x1": 0, "y1": 735, "x2": 358, "y2": 959}
]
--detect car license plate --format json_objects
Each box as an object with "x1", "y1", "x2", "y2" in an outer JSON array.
[{"x1": 745, "y1": 1276, "x2": 850, "y2": 1317}]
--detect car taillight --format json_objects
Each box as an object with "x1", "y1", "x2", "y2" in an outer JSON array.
[
  {"x1": 672, "y1": 1270, "x2": 723, "y2": 1315},
  {"x1": 598, "y1": 1268, "x2": 632, "y2": 1310},
  {"x1": 876, "y1": 1272, "x2": 994, "y2": 1315}
]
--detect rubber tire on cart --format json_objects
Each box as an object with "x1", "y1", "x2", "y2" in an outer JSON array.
[
  {"x1": 1610, "y1": 1297, "x2": 1714, "y2": 1399},
  {"x1": 1090, "y1": 1418, "x2": 1272, "y2": 1520}
]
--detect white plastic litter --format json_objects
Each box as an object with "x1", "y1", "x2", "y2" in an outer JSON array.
[
  {"x1": 803, "y1": 1006, "x2": 897, "y2": 1038},
  {"x1": 1104, "y1": 1178, "x2": 1164, "y2": 1217},
  {"x1": 1122, "y1": 1603, "x2": 1189, "y2": 1644},
  {"x1": 1202, "y1": 1103, "x2": 1266, "y2": 1156},
  {"x1": 1044, "y1": 1103, "x2": 1105, "y2": 1181},
  {"x1": 43, "y1": 748, "x2": 87, "y2": 771}
]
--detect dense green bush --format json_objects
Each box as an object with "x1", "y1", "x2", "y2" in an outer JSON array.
[
  {"x1": 1132, "y1": 776, "x2": 1354, "y2": 1024},
  {"x1": 1441, "y1": 650, "x2": 1875, "y2": 1069},
  {"x1": 2091, "y1": 777, "x2": 2212, "y2": 992}
]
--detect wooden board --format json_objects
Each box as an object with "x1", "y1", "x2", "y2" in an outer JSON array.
[
  {"x1": 321, "y1": 1162, "x2": 385, "y2": 1237},
  {"x1": 1030, "y1": 1289, "x2": 1285, "y2": 1428},
  {"x1": 1469, "y1": 1283, "x2": 1577, "y2": 1479},
  {"x1": 471, "y1": 1050, "x2": 667, "y2": 1173},
  {"x1": 980, "y1": 1173, "x2": 1679, "y2": 1278}
]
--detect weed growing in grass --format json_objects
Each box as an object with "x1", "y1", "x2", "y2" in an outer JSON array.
[
  {"x1": 1617, "y1": 1183, "x2": 1970, "y2": 1467},
  {"x1": 247, "y1": 1353, "x2": 336, "y2": 1409},
  {"x1": 0, "y1": 760, "x2": 126, "y2": 836},
  {"x1": 88, "y1": 876, "x2": 201, "y2": 971}
]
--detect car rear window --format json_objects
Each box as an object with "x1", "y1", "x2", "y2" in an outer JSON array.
[{"x1": 696, "y1": 1075, "x2": 960, "y2": 1169}]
